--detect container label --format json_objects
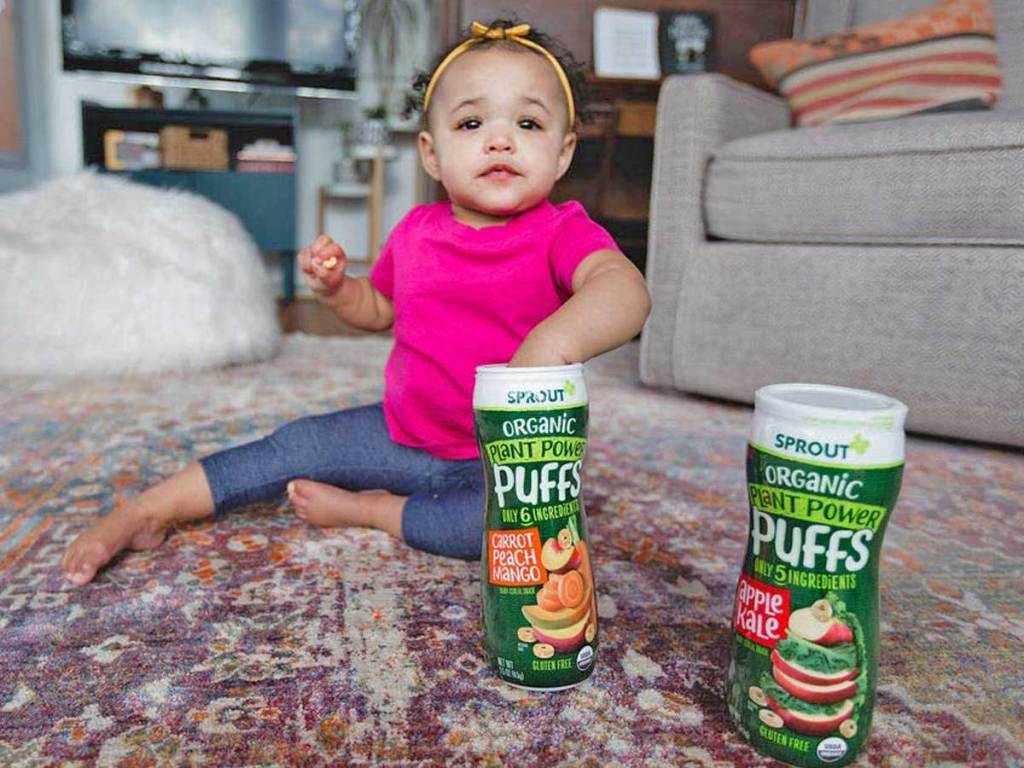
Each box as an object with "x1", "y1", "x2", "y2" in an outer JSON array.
[
  {"x1": 734, "y1": 572, "x2": 791, "y2": 649},
  {"x1": 488, "y1": 528, "x2": 546, "y2": 586},
  {"x1": 727, "y1": 442, "x2": 903, "y2": 767},
  {"x1": 476, "y1": 390, "x2": 597, "y2": 690}
]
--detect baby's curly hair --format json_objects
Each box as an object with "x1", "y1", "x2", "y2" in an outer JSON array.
[{"x1": 403, "y1": 18, "x2": 591, "y2": 129}]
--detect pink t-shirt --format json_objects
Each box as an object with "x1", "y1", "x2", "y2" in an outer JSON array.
[{"x1": 370, "y1": 200, "x2": 620, "y2": 459}]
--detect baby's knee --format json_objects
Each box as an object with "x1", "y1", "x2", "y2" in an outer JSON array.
[
  {"x1": 444, "y1": 527, "x2": 483, "y2": 560},
  {"x1": 268, "y1": 415, "x2": 319, "y2": 452},
  {"x1": 403, "y1": 498, "x2": 482, "y2": 560}
]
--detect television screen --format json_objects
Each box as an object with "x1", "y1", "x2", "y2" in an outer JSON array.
[{"x1": 62, "y1": 0, "x2": 360, "y2": 95}]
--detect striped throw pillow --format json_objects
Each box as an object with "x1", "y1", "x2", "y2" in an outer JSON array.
[{"x1": 750, "y1": 0, "x2": 1002, "y2": 127}]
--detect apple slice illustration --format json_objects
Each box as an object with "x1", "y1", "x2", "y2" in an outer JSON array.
[
  {"x1": 772, "y1": 665, "x2": 858, "y2": 705},
  {"x1": 787, "y1": 600, "x2": 854, "y2": 646},
  {"x1": 770, "y1": 649, "x2": 858, "y2": 687},
  {"x1": 766, "y1": 695, "x2": 855, "y2": 736}
]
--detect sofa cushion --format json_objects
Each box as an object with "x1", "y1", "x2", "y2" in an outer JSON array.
[
  {"x1": 704, "y1": 110, "x2": 1024, "y2": 245},
  {"x1": 799, "y1": 0, "x2": 1024, "y2": 111},
  {"x1": 752, "y1": 0, "x2": 1002, "y2": 127}
]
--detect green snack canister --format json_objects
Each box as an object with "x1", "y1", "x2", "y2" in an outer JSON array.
[
  {"x1": 727, "y1": 383, "x2": 908, "y2": 766},
  {"x1": 474, "y1": 363, "x2": 598, "y2": 690}
]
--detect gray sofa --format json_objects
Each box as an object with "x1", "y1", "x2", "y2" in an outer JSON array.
[{"x1": 640, "y1": 0, "x2": 1024, "y2": 447}]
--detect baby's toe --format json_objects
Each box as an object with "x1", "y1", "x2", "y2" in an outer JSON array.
[
  {"x1": 64, "y1": 540, "x2": 109, "y2": 585},
  {"x1": 62, "y1": 550, "x2": 87, "y2": 582},
  {"x1": 287, "y1": 482, "x2": 309, "y2": 516},
  {"x1": 68, "y1": 564, "x2": 96, "y2": 586},
  {"x1": 62, "y1": 541, "x2": 84, "y2": 575},
  {"x1": 290, "y1": 480, "x2": 318, "y2": 502}
]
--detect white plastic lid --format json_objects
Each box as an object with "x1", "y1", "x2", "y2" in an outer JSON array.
[
  {"x1": 473, "y1": 363, "x2": 588, "y2": 409},
  {"x1": 755, "y1": 383, "x2": 908, "y2": 432},
  {"x1": 476, "y1": 363, "x2": 585, "y2": 377}
]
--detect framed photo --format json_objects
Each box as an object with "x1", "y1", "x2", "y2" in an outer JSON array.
[
  {"x1": 0, "y1": 0, "x2": 25, "y2": 167},
  {"x1": 659, "y1": 11, "x2": 716, "y2": 75},
  {"x1": 593, "y1": 7, "x2": 661, "y2": 80}
]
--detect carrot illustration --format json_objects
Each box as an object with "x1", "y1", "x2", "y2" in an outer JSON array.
[
  {"x1": 575, "y1": 540, "x2": 599, "y2": 624},
  {"x1": 537, "y1": 583, "x2": 563, "y2": 612},
  {"x1": 557, "y1": 569, "x2": 585, "y2": 608}
]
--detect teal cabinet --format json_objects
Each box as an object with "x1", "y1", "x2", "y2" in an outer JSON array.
[{"x1": 192, "y1": 172, "x2": 295, "y2": 252}]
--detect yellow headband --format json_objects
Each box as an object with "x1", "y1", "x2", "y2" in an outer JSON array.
[{"x1": 422, "y1": 22, "x2": 576, "y2": 128}]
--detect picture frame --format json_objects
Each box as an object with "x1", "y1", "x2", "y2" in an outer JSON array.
[
  {"x1": 593, "y1": 7, "x2": 661, "y2": 80},
  {"x1": 659, "y1": 11, "x2": 716, "y2": 75},
  {"x1": 0, "y1": 0, "x2": 26, "y2": 168}
]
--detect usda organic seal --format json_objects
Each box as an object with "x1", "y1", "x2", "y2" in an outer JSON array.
[{"x1": 817, "y1": 737, "x2": 848, "y2": 762}]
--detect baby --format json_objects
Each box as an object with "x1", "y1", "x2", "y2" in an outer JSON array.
[{"x1": 62, "y1": 20, "x2": 651, "y2": 585}]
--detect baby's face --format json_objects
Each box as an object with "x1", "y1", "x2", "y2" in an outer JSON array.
[{"x1": 419, "y1": 45, "x2": 577, "y2": 228}]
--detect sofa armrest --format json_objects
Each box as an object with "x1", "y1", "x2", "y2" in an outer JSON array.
[{"x1": 640, "y1": 74, "x2": 789, "y2": 388}]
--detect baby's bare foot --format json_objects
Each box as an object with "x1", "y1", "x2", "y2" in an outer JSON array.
[
  {"x1": 287, "y1": 480, "x2": 390, "y2": 529},
  {"x1": 61, "y1": 502, "x2": 168, "y2": 586}
]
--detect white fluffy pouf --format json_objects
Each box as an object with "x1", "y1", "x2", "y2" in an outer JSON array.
[{"x1": 0, "y1": 171, "x2": 281, "y2": 375}]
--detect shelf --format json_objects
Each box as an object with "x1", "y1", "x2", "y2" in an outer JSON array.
[
  {"x1": 323, "y1": 182, "x2": 371, "y2": 198},
  {"x1": 350, "y1": 144, "x2": 398, "y2": 162},
  {"x1": 587, "y1": 73, "x2": 660, "y2": 86}
]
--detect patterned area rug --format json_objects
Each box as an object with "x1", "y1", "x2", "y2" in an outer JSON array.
[{"x1": 1, "y1": 336, "x2": 1021, "y2": 767}]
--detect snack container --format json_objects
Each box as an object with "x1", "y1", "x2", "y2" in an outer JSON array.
[
  {"x1": 474, "y1": 364, "x2": 598, "y2": 690},
  {"x1": 727, "y1": 384, "x2": 907, "y2": 766}
]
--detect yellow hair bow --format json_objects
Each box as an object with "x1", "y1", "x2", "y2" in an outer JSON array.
[
  {"x1": 422, "y1": 22, "x2": 576, "y2": 128},
  {"x1": 470, "y1": 21, "x2": 531, "y2": 40}
]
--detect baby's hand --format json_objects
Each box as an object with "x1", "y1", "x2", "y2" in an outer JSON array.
[{"x1": 298, "y1": 235, "x2": 347, "y2": 297}]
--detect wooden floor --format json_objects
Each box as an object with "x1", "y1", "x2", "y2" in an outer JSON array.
[{"x1": 277, "y1": 298, "x2": 389, "y2": 337}]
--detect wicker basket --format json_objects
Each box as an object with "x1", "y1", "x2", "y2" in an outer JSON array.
[{"x1": 160, "y1": 126, "x2": 229, "y2": 170}]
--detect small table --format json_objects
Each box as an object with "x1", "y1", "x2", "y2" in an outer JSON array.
[{"x1": 317, "y1": 144, "x2": 397, "y2": 264}]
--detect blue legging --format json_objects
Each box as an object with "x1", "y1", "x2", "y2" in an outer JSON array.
[{"x1": 198, "y1": 403, "x2": 484, "y2": 559}]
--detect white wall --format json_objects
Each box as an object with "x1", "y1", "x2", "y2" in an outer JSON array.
[{"x1": 29, "y1": 0, "x2": 435, "y2": 278}]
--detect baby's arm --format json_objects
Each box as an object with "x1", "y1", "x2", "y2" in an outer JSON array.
[
  {"x1": 509, "y1": 249, "x2": 651, "y2": 367},
  {"x1": 299, "y1": 236, "x2": 394, "y2": 331},
  {"x1": 328, "y1": 277, "x2": 394, "y2": 331}
]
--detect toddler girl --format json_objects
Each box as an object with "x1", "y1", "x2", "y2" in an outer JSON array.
[{"x1": 62, "y1": 20, "x2": 651, "y2": 585}]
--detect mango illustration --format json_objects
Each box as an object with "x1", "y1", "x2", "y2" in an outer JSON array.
[
  {"x1": 530, "y1": 610, "x2": 591, "y2": 654},
  {"x1": 522, "y1": 583, "x2": 591, "y2": 631}
]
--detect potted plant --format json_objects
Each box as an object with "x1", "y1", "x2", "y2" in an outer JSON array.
[
  {"x1": 360, "y1": 105, "x2": 390, "y2": 146},
  {"x1": 360, "y1": 0, "x2": 420, "y2": 118}
]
